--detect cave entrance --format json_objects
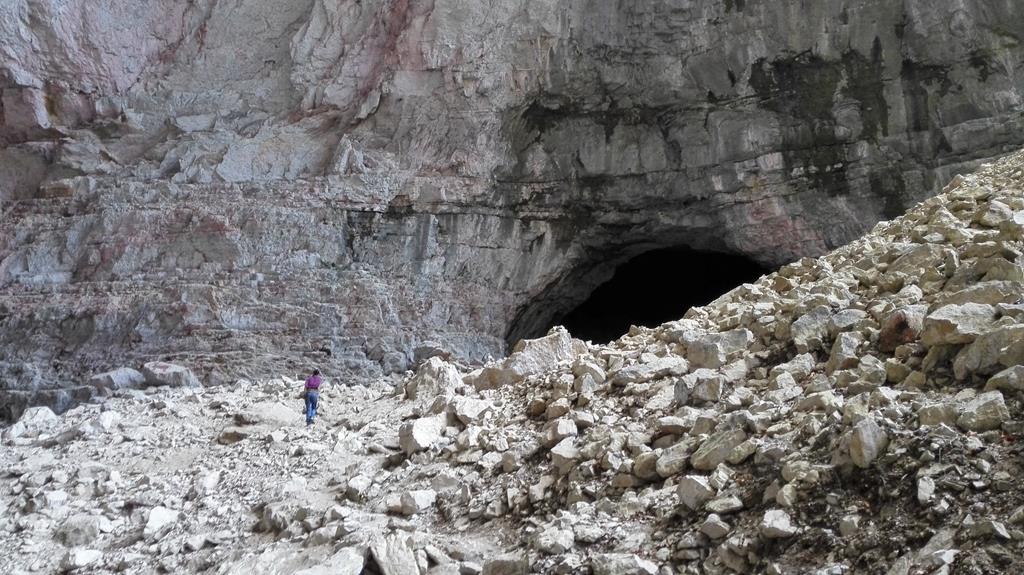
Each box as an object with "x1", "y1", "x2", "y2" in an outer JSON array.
[{"x1": 554, "y1": 247, "x2": 770, "y2": 343}]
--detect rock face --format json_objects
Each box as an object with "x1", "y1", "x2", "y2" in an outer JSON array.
[{"x1": 2, "y1": 1, "x2": 1024, "y2": 415}]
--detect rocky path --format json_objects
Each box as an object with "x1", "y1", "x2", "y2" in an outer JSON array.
[{"x1": 7, "y1": 151, "x2": 1024, "y2": 573}]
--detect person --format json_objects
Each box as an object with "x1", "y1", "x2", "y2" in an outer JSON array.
[{"x1": 303, "y1": 369, "x2": 323, "y2": 426}]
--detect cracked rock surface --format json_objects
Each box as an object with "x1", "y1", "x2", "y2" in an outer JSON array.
[{"x1": 6, "y1": 151, "x2": 1024, "y2": 573}]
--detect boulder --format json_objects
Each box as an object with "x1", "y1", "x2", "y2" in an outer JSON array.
[
  {"x1": 550, "y1": 438, "x2": 580, "y2": 475},
  {"x1": 613, "y1": 356, "x2": 689, "y2": 386},
  {"x1": 12, "y1": 406, "x2": 58, "y2": 438},
  {"x1": 533, "y1": 526, "x2": 575, "y2": 554},
  {"x1": 985, "y1": 365, "x2": 1024, "y2": 393},
  {"x1": 62, "y1": 549, "x2": 102, "y2": 571},
  {"x1": 543, "y1": 418, "x2": 578, "y2": 447},
  {"x1": 451, "y1": 396, "x2": 492, "y2": 425},
  {"x1": 953, "y1": 325, "x2": 1024, "y2": 380},
  {"x1": 400, "y1": 490, "x2": 437, "y2": 515},
  {"x1": 791, "y1": 307, "x2": 831, "y2": 353},
  {"x1": 405, "y1": 357, "x2": 462, "y2": 401},
  {"x1": 826, "y1": 332, "x2": 863, "y2": 374},
  {"x1": 398, "y1": 414, "x2": 447, "y2": 454},
  {"x1": 957, "y1": 391, "x2": 1009, "y2": 432},
  {"x1": 369, "y1": 534, "x2": 418, "y2": 575},
  {"x1": 760, "y1": 509, "x2": 798, "y2": 538},
  {"x1": 481, "y1": 554, "x2": 528, "y2": 575},
  {"x1": 849, "y1": 418, "x2": 888, "y2": 468},
  {"x1": 294, "y1": 547, "x2": 366, "y2": 575},
  {"x1": 677, "y1": 475, "x2": 716, "y2": 510},
  {"x1": 691, "y1": 429, "x2": 747, "y2": 471},
  {"x1": 878, "y1": 306, "x2": 927, "y2": 352},
  {"x1": 688, "y1": 329, "x2": 753, "y2": 369},
  {"x1": 89, "y1": 367, "x2": 145, "y2": 391},
  {"x1": 591, "y1": 553, "x2": 658, "y2": 575},
  {"x1": 921, "y1": 304, "x2": 997, "y2": 346},
  {"x1": 57, "y1": 514, "x2": 102, "y2": 546},
  {"x1": 144, "y1": 506, "x2": 179, "y2": 538},
  {"x1": 918, "y1": 403, "x2": 957, "y2": 426},
  {"x1": 141, "y1": 362, "x2": 201, "y2": 388},
  {"x1": 477, "y1": 327, "x2": 579, "y2": 389}
]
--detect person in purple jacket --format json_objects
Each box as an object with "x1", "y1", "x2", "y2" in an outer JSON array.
[{"x1": 303, "y1": 369, "x2": 323, "y2": 426}]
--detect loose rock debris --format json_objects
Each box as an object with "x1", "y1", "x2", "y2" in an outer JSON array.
[{"x1": 7, "y1": 153, "x2": 1024, "y2": 573}]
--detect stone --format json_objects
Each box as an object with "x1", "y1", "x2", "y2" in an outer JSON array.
[
  {"x1": 918, "y1": 403, "x2": 957, "y2": 427},
  {"x1": 141, "y1": 362, "x2": 201, "y2": 388},
  {"x1": 953, "y1": 325, "x2": 1024, "y2": 381},
  {"x1": 706, "y1": 495, "x2": 744, "y2": 514},
  {"x1": 612, "y1": 356, "x2": 689, "y2": 386},
  {"x1": 406, "y1": 357, "x2": 462, "y2": 401},
  {"x1": 295, "y1": 547, "x2": 366, "y2": 575},
  {"x1": 186, "y1": 534, "x2": 211, "y2": 551},
  {"x1": 917, "y1": 476, "x2": 936, "y2": 504},
  {"x1": 656, "y1": 416, "x2": 688, "y2": 435},
  {"x1": 144, "y1": 506, "x2": 179, "y2": 539},
  {"x1": 193, "y1": 470, "x2": 221, "y2": 498},
  {"x1": 17, "y1": 406, "x2": 59, "y2": 436},
  {"x1": 795, "y1": 391, "x2": 844, "y2": 414},
  {"x1": 957, "y1": 391, "x2": 1009, "y2": 432},
  {"x1": 967, "y1": 520, "x2": 1012, "y2": 541},
  {"x1": 700, "y1": 513, "x2": 731, "y2": 539},
  {"x1": 656, "y1": 438, "x2": 698, "y2": 477},
  {"x1": 791, "y1": 307, "x2": 831, "y2": 353},
  {"x1": 549, "y1": 438, "x2": 580, "y2": 475},
  {"x1": 89, "y1": 367, "x2": 146, "y2": 391},
  {"x1": 691, "y1": 429, "x2": 747, "y2": 471},
  {"x1": 62, "y1": 549, "x2": 102, "y2": 571},
  {"x1": 826, "y1": 332, "x2": 863, "y2": 374},
  {"x1": 839, "y1": 515, "x2": 861, "y2": 538},
  {"x1": 534, "y1": 526, "x2": 575, "y2": 554},
  {"x1": 921, "y1": 304, "x2": 997, "y2": 346},
  {"x1": 543, "y1": 418, "x2": 578, "y2": 447},
  {"x1": 677, "y1": 475, "x2": 716, "y2": 510},
  {"x1": 591, "y1": 554, "x2": 658, "y2": 575},
  {"x1": 478, "y1": 328, "x2": 578, "y2": 389},
  {"x1": 57, "y1": 514, "x2": 102, "y2": 546},
  {"x1": 91, "y1": 411, "x2": 121, "y2": 433},
  {"x1": 828, "y1": 309, "x2": 869, "y2": 338},
  {"x1": 481, "y1": 554, "x2": 528, "y2": 575},
  {"x1": 690, "y1": 371, "x2": 726, "y2": 404},
  {"x1": 544, "y1": 397, "x2": 571, "y2": 419},
  {"x1": 399, "y1": 414, "x2": 447, "y2": 454},
  {"x1": 985, "y1": 365, "x2": 1024, "y2": 392},
  {"x1": 849, "y1": 418, "x2": 888, "y2": 468},
  {"x1": 879, "y1": 307, "x2": 927, "y2": 352},
  {"x1": 689, "y1": 330, "x2": 752, "y2": 369},
  {"x1": 400, "y1": 489, "x2": 437, "y2": 515},
  {"x1": 369, "y1": 534, "x2": 419, "y2": 575},
  {"x1": 452, "y1": 397, "x2": 492, "y2": 425},
  {"x1": 760, "y1": 509, "x2": 798, "y2": 538}
]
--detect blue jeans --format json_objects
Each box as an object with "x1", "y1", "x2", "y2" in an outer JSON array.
[{"x1": 305, "y1": 391, "x2": 319, "y2": 424}]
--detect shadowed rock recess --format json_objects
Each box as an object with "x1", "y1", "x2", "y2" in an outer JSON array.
[
  {"x1": 5, "y1": 149, "x2": 1024, "y2": 574},
  {"x1": 2, "y1": 0, "x2": 1024, "y2": 415}
]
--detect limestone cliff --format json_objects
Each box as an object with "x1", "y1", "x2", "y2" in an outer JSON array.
[{"x1": 2, "y1": 0, "x2": 1023, "y2": 415}]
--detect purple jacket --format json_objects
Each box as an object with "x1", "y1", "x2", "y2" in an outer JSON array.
[{"x1": 305, "y1": 375, "x2": 322, "y2": 391}]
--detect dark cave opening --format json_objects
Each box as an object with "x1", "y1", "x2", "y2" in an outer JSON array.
[{"x1": 556, "y1": 247, "x2": 771, "y2": 343}]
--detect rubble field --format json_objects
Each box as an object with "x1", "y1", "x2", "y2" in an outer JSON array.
[{"x1": 6, "y1": 151, "x2": 1024, "y2": 573}]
